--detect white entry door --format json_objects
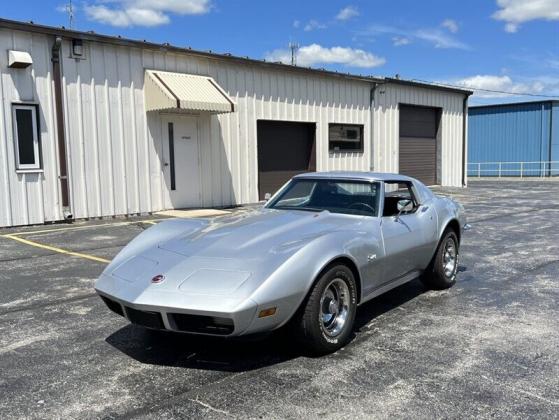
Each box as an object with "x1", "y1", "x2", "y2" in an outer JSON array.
[{"x1": 162, "y1": 115, "x2": 201, "y2": 208}]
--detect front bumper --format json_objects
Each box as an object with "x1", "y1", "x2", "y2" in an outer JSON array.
[
  {"x1": 95, "y1": 271, "x2": 259, "y2": 336},
  {"x1": 97, "y1": 290, "x2": 258, "y2": 336}
]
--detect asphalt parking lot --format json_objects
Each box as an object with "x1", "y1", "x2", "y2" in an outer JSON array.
[{"x1": 1, "y1": 180, "x2": 558, "y2": 419}]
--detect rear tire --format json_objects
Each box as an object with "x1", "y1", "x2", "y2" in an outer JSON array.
[
  {"x1": 295, "y1": 264, "x2": 357, "y2": 355},
  {"x1": 421, "y1": 230, "x2": 459, "y2": 290}
]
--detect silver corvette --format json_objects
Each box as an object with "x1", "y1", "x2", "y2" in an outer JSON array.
[{"x1": 95, "y1": 172, "x2": 468, "y2": 353}]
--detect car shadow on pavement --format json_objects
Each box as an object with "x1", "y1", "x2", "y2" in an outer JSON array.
[
  {"x1": 106, "y1": 273, "x2": 464, "y2": 371},
  {"x1": 105, "y1": 323, "x2": 301, "y2": 372}
]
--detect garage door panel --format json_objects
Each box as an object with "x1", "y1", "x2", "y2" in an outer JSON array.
[
  {"x1": 399, "y1": 105, "x2": 439, "y2": 186},
  {"x1": 257, "y1": 121, "x2": 316, "y2": 200}
]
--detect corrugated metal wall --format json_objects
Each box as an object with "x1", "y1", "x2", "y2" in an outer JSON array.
[
  {"x1": 375, "y1": 83, "x2": 465, "y2": 187},
  {"x1": 60, "y1": 41, "x2": 373, "y2": 219},
  {"x1": 469, "y1": 101, "x2": 556, "y2": 176},
  {"x1": 551, "y1": 103, "x2": 559, "y2": 174},
  {"x1": 0, "y1": 28, "x2": 61, "y2": 227},
  {"x1": 0, "y1": 27, "x2": 466, "y2": 227}
]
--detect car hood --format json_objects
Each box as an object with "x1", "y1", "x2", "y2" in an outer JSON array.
[{"x1": 158, "y1": 208, "x2": 359, "y2": 261}]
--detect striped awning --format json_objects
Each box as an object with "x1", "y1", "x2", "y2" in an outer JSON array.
[{"x1": 144, "y1": 70, "x2": 235, "y2": 113}]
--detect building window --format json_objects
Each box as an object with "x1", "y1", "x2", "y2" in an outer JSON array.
[
  {"x1": 12, "y1": 104, "x2": 41, "y2": 170},
  {"x1": 328, "y1": 123, "x2": 363, "y2": 152}
]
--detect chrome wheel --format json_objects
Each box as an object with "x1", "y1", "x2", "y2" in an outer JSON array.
[
  {"x1": 319, "y1": 278, "x2": 350, "y2": 338},
  {"x1": 443, "y1": 238, "x2": 457, "y2": 278}
]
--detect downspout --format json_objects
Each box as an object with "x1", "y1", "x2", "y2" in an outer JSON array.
[
  {"x1": 461, "y1": 93, "x2": 471, "y2": 187},
  {"x1": 369, "y1": 83, "x2": 381, "y2": 171},
  {"x1": 549, "y1": 103, "x2": 554, "y2": 177},
  {"x1": 52, "y1": 37, "x2": 72, "y2": 220}
]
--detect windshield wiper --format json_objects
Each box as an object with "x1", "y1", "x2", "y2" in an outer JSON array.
[{"x1": 272, "y1": 206, "x2": 324, "y2": 213}]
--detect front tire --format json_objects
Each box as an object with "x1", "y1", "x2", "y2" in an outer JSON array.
[
  {"x1": 296, "y1": 264, "x2": 357, "y2": 354},
  {"x1": 421, "y1": 230, "x2": 459, "y2": 290}
]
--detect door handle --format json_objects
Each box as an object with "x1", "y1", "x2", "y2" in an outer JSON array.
[{"x1": 421, "y1": 206, "x2": 429, "y2": 213}]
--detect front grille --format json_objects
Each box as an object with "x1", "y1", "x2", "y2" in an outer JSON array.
[
  {"x1": 125, "y1": 306, "x2": 165, "y2": 329},
  {"x1": 170, "y1": 313, "x2": 234, "y2": 335},
  {"x1": 100, "y1": 295, "x2": 124, "y2": 317}
]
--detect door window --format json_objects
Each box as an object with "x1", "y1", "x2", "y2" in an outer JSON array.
[{"x1": 383, "y1": 181, "x2": 418, "y2": 217}]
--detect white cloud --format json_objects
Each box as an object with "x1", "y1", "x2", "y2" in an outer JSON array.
[
  {"x1": 414, "y1": 28, "x2": 469, "y2": 49},
  {"x1": 392, "y1": 37, "x2": 411, "y2": 46},
  {"x1": 85, "y1": 5, "x2": 169, "y2": 27},
  {"x1": 293, "y1": 20, "x2": 301, "y2": 29},
  {"x1": 450, "y1": 74, "x2": 556, "y2": 98},
  {"x1": 265, "y1": 44, "x2": 386, "y2": 68},
  {"x1": 133, "y1": 0, "x2": 211, "y2": 15},
  {"x1": 493, "y1": 0, "x2": 559, "y2": 32},
  {"x1": 336, "y1": 6, "x2": 359, "y2": 21},
  {"x1": 441, "y1": 19, "x2": 459, "y2": 33},
  {"x1": 304, "y1": 20, "x2": 327, "y2": 31},
  {"x1": 84, "y1": 0, "x2": 211, "y2": 27},
  {"x1": 361, "y1": 24, "x2": 470, "y2": 50}
]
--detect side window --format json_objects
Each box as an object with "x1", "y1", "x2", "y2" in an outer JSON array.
[
  {"x1": 12, "y1": 104, "x2": 41, "y2": 170},
  {"x1": 383, "y1": 181, "x2": 418, "y2": 217}
]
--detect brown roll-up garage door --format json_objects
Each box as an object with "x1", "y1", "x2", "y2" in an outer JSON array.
[
  {"x1": 399, "y1": 105, "x2": 440, "y2": 186},
  {"x1": 257, "y1": 121, "x2": 316, "y2": 200}
]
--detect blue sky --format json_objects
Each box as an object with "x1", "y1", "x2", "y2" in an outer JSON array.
[{"x1": 4, "y1": 0, "x2": 559, "y2": 104}]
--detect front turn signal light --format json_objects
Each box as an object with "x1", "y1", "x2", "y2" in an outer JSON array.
[{"x1": 258, "y1": 307, "x2": 277, "y2": 318}]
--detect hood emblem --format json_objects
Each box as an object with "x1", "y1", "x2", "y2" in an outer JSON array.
[{"x1": 151, "y1": 274, "x2": 165, "y2": 284}]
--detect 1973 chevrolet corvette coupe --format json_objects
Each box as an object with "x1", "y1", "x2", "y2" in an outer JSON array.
[{"x1": 96, "y1": 172, "x2": 468, "y2": 353}]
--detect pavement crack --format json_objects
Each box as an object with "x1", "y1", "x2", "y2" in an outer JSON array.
[
  {"x1": 188, "y1": 397, "x2": 230, "y2": 416},
  {"x1": 118, "y1": 371, "x2": 250, "y2": 419}
]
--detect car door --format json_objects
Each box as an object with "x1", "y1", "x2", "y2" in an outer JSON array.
[{"x1": 380, "y1": 181, "x2": 435, "y2": 281}]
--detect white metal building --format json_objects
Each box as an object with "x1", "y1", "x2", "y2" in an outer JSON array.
[{"x1": 0, "y1": 19, "x2": 471, "y2": 228}]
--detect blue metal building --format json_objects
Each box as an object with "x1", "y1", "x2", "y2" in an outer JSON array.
[{"x1": 468, "y1": 100, "x2": 559, "y2": 176}]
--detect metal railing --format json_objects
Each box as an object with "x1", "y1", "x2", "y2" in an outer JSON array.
[{"x1": 467, "y1": 161, "x2": 559, "y2": 178}]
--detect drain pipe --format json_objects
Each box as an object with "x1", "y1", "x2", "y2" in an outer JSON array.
[
  {"x1": 461, "y1": 93, "x2": 472, "y2": 187},
  {"x1": 52, "y1": 37, "x2": 72, "y2": 220},
  {"x1": 369, "y1": 82, "x2": 382, "y2": 171}
]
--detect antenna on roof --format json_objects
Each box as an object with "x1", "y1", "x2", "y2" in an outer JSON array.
[
  {"x1": 288, "y1": 42, "x2": 299, "y2": 66},
  {"x1": 65, "y1": 0, "x2": 75, "y2": 29}
]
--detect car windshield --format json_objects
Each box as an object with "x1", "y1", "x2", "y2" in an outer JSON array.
[{"x1": 266, "y1": 179, "x2": 380, "y2": 217}]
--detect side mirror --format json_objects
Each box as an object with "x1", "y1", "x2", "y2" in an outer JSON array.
[
  {"x1": 264, "y1": 192, "x2": 272, "y2": 201},
  {"x1": 396, "y1": 199, "x2": 413, "y2": 216}
]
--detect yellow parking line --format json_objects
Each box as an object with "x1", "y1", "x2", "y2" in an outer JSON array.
[
  {"x1": 2, "y1": 234, "x2": 111, "y2": 264},
  {"x1": 7, "y1": 219, "x2": 161, "y2": 237}
]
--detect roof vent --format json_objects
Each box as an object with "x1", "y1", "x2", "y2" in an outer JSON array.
[{"x1": 8, "y1": 50, "x2": 33, "y2": 68}]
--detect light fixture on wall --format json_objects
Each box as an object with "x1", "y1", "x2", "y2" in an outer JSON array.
[{"x1": 8, "y1": 50, "x2": 33, "y2": 68}]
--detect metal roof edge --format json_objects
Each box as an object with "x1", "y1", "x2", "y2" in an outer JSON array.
[
  {"x1": 0, "y1": 18, "x2": 383, "y2": 84},
  {"x1": 384, "y1": 77, "x2": 473, "y2": 96},
  {"x1": 469, "y1": 99, "x2": 559, "y2": 109},
  {"x1": 0, "y1": 18, "x2": 474, "y2": 96}
]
